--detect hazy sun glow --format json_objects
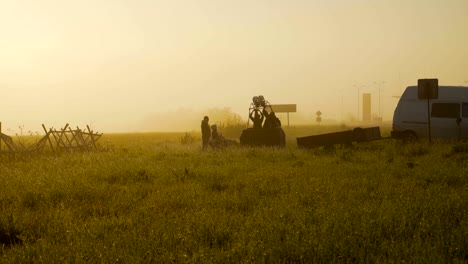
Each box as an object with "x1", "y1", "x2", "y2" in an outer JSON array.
[{"x1": 1, "y1": 0, "x2": 467, "y2": 132}]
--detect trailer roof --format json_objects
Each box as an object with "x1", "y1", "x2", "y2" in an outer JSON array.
[{"x1": 402, "y1": 86, "x2": 468, "y2": 101}]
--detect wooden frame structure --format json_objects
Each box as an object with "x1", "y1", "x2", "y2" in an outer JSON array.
[
  {"x1": 0, "y1": 122, "x2": 26, "y2": 153},
  {"x1": 0, "y1": 122, "x2": 103, "y2": 154},
  {"x1": 297, "y1": 127, "x2": 383, "y2": 148}
]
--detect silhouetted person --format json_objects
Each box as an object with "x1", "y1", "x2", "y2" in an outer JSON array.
[
  {"x1": 210, "y1": 124, "x2": 222, "y2": 148},
  {"x1": 262, "y1": 109, "x2": 272, "y2": 128},
  {"x1": 211, "y1": 124, "x2": 219, "y2": 140},
  {"x1": 201, "y1": 116, "x2": 211, "y2": 150},
  {"x1": 249, "y1": 109, "x2": 264, "y2": 129},
  {"x1": 209, "y1": 124, "x2": 239, "y2": 148},
  {"x1": 270, "y1": 112, "x2": 281, "y2": 128}
]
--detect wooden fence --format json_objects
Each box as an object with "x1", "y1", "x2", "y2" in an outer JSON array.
[{"x1": 0, "y1": 122, "x2": 103, "y2": 154}]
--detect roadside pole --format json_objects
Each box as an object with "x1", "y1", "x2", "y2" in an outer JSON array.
[
  {"x1": 427, "y1": 99, "x2": 432, "y2": 142},
  {"x1": 418, "y1": 79, "x2": 438, "y2": 143}
]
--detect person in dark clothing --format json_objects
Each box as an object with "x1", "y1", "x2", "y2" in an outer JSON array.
[
  {"x1": 201, "y1": 116, "x2": 211, "y2": 149},
  {"x1": 269, "y1": 112, "x2": 281, "y2": 128},
  {"x1": 209, "y1": 124, "x2": 240, "y2": 148},
  {"x1": 262, "y1": 109, "x2": 272, "y2": 128},
  {"x1": 249, "y1": 109, "x2": 264, "y2": 129},
  {"x1": 209, "y1": 124, "x2": 222, "y2": 148},
  {"x1": 211, "y1": 124, "x2": 219, "y2": 140}
]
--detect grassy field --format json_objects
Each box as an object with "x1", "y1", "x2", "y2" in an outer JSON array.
[{"x1": 0, "y1": 125, "x2": 467, "y2": 263}]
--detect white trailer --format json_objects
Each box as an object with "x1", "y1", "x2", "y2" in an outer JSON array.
[{"x1": 392, "y1": 86, "x2": 468, "y2": 140}]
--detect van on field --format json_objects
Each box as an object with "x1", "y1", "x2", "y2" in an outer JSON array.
[{"x1": 391, "y1": 86, "x2": 468, "y2": 140}]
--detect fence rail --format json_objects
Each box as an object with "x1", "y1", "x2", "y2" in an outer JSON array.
[{"x1": 0, "y1": 122, "x2": 102, "y2": 154}]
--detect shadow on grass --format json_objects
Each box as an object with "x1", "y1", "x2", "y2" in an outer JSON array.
[{"x1": 0, "y1": 215, "x2": 23, "y2": 248}]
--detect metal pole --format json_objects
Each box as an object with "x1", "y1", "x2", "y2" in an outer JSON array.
[
  {"x1": 381, "y1": 88, "x2": 384, "y2": 121},
  {"x1": 287, "y1": 112, "x2": 290, "y2": 127},
  {"x1": 373, "y1": 81, "x2": 385, "y2": 120},
  {"x1": 379, "y1": 86, "x2": 381, "y2": 119},
  {"x1": 353, "y1": 84, "x2": 361, "y2": 122},
  {"x1": 427, "y1": 99, "x2": 432, "y2": 142},
  {"x1": 357, "y1": 88, "x2": 360, "y2": 121},
  {"x1": 341, "y1": 94, "x2": 344, "y2": 121}
]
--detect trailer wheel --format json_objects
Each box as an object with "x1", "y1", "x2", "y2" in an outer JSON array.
[
  {"x1": 402, "y1": 131, "x2": 417, "y2": 143},
  {"x1": 353, "y1": 127, "x2": 366, "y2": 142}
]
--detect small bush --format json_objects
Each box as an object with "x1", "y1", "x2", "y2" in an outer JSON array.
[{"x1": 180, "y1": 133, "x2": 198, "y2": 145}]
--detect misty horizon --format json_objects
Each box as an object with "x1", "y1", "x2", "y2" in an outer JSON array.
[{"x1": 1, "y1": 0, "x2": 467, "y2": 133}]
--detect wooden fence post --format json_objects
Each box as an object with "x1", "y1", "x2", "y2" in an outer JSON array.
[{"x1": 42, "y1": 124, "x2": 55, "y2": 153}]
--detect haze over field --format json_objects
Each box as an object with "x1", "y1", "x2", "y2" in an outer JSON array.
[{"x1": 1, "y1": 0, "x2": 467, "y2": 132}]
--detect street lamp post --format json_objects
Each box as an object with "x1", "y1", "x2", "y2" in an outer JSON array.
[
  {"x1": 379, "y1": 86, "x2": 381, "y2": 118},
  {"x1": 357, "y1": 87, "x2": 360, "y2": 121},
  {"x1": 373, "y1": 81, "x2": 386, "y2": 120},
  {"x1": 353, "y1": 85, "x2": 360, "y2": 121},
  {"x1": 342, "y1": 94, "x2": 344, "y2": 121},
  {"x1": 336, "y1": 90, "x2": 344, "y2": 122},
  {"x1": 353, "y1": 84, "x2": 365, "y2": 122},
  {"x1": 339, "y1": 90, "x2": 343, "y2": 121}
]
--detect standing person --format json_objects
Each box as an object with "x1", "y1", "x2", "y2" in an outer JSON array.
[{"x1": 201, "y1": 116, "x2": 211, "y2": 150}]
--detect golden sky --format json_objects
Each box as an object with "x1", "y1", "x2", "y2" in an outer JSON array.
[{"x1": 1, "y1": 0, "x2": 467, "y2": 132}]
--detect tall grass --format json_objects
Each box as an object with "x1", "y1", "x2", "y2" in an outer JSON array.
[{"x1": 0, "y1": 131, "x2": 467, "y2": 262}]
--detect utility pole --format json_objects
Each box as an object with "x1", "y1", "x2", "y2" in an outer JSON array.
[
  {"x1": 338, "y1": 90, "x2": 343, "y2": 121},
  {"x1": 357, "y1": 88, "x2": 359, "y2": 121},
  {"x1": 342, "y1": 94, "x2": 344, "y2": 121},
  {"x1": 374, "y1": 81, "x2": 386, "y2": 120},
  {"x1": 353, "y1": 84, "x2": 364, "y2": 122}
]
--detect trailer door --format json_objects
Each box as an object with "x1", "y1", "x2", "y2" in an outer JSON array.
[{"x1": 431, "y1": 102, "x2": 460, "y2": 139}]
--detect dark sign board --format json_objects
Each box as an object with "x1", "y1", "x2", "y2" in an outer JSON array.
[
  {"x1": 267, "y1": 104, "x2": 297, "y2": 113},
  {"x1": 418, "y1": 79, "x2": 438, "y2": 99}
]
